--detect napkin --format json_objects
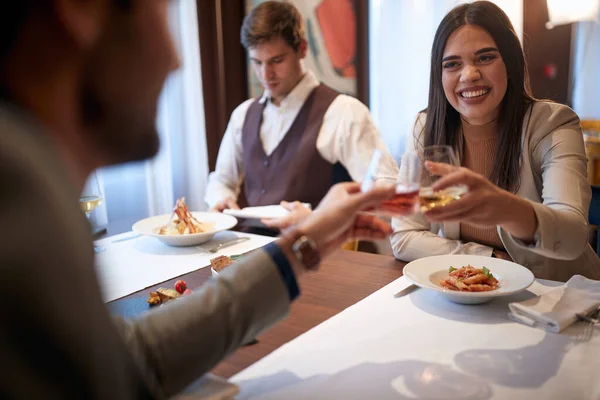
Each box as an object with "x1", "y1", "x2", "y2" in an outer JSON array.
[{"x1": 508, "y1": 275, "x2": 600, "y2": 332}]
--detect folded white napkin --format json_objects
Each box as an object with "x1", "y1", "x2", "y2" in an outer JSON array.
[{"x1": 508, "y1": 275, "x2": 600, "y2": 332}]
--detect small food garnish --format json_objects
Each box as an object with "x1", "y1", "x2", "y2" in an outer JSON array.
[
  {"x1": 147, "y1": 292, "x2": 161, "y2": 305},
  {"x1": 148, "y1": 287, "x2": 182, "y2": 306},
  {"x1": 210, "y1": 255, "x2": 234, "y2": 272},
  {"x1": 482, "y1": 266, "x2": 494, "y2": 279},
  {"x1": 449, "y1": 266, "x2": 457, "y2": 273},
  {"x1": 157, "y1": 287, "x2": 180, "y2": 300},
  {"x1": 174, "y1": 280, "x2": 187, "y2": 294}
]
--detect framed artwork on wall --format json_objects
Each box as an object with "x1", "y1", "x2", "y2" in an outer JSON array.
[{"x1": 244, "y1": 0, "x2": 368, "y2": 104}]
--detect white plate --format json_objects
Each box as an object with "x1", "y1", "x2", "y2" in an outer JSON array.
[
  {"x1": 132, "y1": 212, "x2": 238, "y2": 247},
  {"x1": 403, "y1": 255, "x2": 535, "y2": 304},
  {"x1": 223, "y1": 204, "x2": 311, "y2": 220}
]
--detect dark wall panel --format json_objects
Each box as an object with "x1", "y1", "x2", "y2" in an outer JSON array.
[
  {"x1": 197, "y1": 0, "x2": 248, "y2": 171},
  {"x1": 523, "y1": 0, "x2": 572, "y2": 105}
]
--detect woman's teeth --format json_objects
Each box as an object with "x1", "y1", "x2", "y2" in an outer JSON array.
[{"x1": 460, "y1": 89, "x2": 490, "y2": 98}]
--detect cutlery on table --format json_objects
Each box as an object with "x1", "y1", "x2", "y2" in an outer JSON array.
[
  {"x1": 394, "y1": 283, "x2": 418, "y2": 298},
  {"x1": 576, "y1": 305, "x2": 600, "y2": 341},
  {"x1": 111, "y1": 233, "x2": 142, "y2": 243},
  {"x1": 200, "y1": 237, "x2": 251, "y2": 253},
  {"x1": 576, "y1": 304, "x2": 600, "y2": 324}
]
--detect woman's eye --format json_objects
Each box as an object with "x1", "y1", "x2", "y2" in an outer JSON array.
[
  {"x1": 478, "y1": 54, "x2": 496, "y2": 63},
  {"x1": 443, "y1": 62, "x2": 459, "y2": 69}
]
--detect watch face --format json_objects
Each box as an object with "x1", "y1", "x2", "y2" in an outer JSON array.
[{"x1": 293, "y1": 235, "x2": 321, "y2": 271}]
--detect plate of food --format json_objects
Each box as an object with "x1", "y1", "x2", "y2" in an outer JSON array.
[
  {"x1": 403, "y1": 255, "x2": 535, "y2": 304},
  {"x1": 132, "y1": 198, "x2": 238, "y2": 247}
]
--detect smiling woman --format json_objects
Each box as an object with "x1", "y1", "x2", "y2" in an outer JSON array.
[
  {"x1": 390, "y1": 0, "x2": 600, "y2": 282},
  {"x1": 423, "y1": 1, "x2": 532, "y2": 193}
]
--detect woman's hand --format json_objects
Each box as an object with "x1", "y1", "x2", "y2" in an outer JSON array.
[{"x1": 424, "y1": 162, "x2": 537, "y2": 241}]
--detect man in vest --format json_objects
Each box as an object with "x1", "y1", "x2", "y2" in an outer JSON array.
[{"x1": 205, "y1": 1, "x2": 397, "y2": 228}]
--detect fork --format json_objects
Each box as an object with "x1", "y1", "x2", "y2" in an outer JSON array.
[{"x1": 576, "y1": 305, "x2": 600, "y2": 341}]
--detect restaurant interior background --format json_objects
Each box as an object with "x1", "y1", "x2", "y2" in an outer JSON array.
[{"x1": 91, "y1": 0, "x2": 600, "y2": 253}]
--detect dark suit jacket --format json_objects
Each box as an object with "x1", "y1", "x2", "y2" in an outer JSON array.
[{"x1": 0, "y1": 102, "x2": 290, "y2": 399}]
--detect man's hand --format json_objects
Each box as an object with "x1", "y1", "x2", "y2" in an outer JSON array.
[
  {"x1": 261, "y1": 201, "x2": 312, "y2": 229},
  {"x1": 294, "y1": 182, "x2": 396, "y2": 257},
  {"x1": 210, "y1": 197, "x2": 240, "y2": 213}
]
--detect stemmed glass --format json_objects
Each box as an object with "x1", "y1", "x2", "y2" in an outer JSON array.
[
  {"x1": 418, "y1": 145, "x2": 467, "y2": 212},
  {"x1": 362, "y1": 150, "x2": 421, "y2": 216},
  {"x1": 80, "y1": 171, "x2": 105, "y2": 253}
]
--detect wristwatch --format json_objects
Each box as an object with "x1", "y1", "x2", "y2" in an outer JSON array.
[{"x1": 284, "y1": 229, "x2": 321, "y2": 271}]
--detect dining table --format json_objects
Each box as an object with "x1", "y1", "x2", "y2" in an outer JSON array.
[
  {"x1": 104, "y1": 233, "x2": 600, "y2": 399},
  {"x1": 105, "y1": 241, "x2": 405, "y2": 378}
]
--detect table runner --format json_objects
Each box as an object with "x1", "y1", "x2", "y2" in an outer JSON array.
[{"x1": 95, "y1": 231, "x2": 275, "y2": 302}]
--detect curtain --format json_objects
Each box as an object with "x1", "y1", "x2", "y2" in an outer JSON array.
[
  {"x1": 90, "y1": 0, "x2": 209, "y2": 229},
  {"x1": 369, "y1": 0, "x2": 523, "y2": 160},
  {"x1": 573, "y1": 14, "x2": 600, "y2": 119}
]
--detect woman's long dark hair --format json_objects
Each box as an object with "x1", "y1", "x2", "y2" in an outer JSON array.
[{"x1": 422, "y1": 1, "x2": 535, "y2": 193}]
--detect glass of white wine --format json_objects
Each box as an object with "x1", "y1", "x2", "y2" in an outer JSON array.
[
  {"x1": 80, "y1": 171, "x2": 105, "y2": 253},
  {"x1": 418, "y1": 145, "x2": 467, "y2": 212}
]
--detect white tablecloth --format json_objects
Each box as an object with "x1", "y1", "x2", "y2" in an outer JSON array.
[
  {"x1": 232, "y1": 276, "x2": 600, "y2": 399},
  {"x1": 94, "y1": 231, "x2": 275, "y2": 302}
]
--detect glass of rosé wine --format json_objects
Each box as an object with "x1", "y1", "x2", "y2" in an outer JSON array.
[{"x1": 361, "y1": 150, "x2": 421, "y2": 217}]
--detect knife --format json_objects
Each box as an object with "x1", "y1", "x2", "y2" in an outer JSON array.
[
  {"x1": 394, "y1": 283, "x2": 418, "y2": 298},
  {"x1": 205, "y1": 236, "x2": 251, "y2": 253}
]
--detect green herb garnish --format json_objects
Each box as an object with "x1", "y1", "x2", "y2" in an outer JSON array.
[
  {"x1": 449, "y1": 266, "x2": 457, "y2": 273},
  {"x1": 482, "y1": 266, "x2": 494, "y2": 279}
]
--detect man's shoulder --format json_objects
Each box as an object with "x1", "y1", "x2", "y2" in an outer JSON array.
[
  {"x1": 0, "y1": 103, "x2": 75, "y2": 203},
  {"x1": 0, "y1": 104, "x2": 46, "y2": 171},
  {"x1": 231, "y1": 98, "x2": 260, "y2": 121},
  {"x1": 327, "y1": 94, "x2": 370, "y2": 118}
]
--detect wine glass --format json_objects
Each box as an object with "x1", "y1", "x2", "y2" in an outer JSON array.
[
  {"x1": 80, "y1": 171, "x2": 105, "y2": 253},
  {"x1": 418, "y1": 145, "x2": 467, "y2": 212},
  {"x1": 361, "y1": 149, "x2": 421, "y2": 216}
]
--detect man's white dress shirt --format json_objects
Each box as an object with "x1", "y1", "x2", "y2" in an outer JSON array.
[{"x1": 205, "y1": 70, "x2": 398, "y2": 208}]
